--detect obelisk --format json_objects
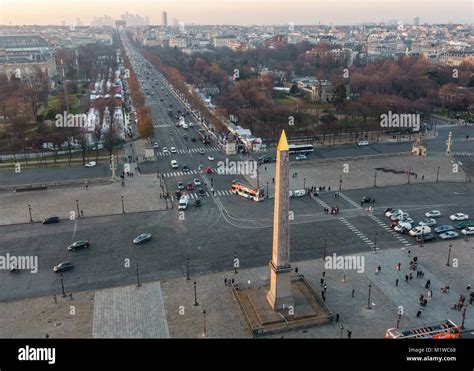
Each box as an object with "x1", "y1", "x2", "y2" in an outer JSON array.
[{"x1": 266, "y1": 130, "x2": 295, "y2": 310}]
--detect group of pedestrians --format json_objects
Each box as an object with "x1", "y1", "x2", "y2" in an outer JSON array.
[{"x1": 324, "y1": 206, "x2": 339, "y2": 215}]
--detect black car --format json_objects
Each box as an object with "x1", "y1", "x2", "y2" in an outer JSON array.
[
  {"x1": 258, "y1": 155, "x2": 272, "y2": 163},
  {"x1": 415, "y1": 233, "x2": 437, "y2": 242},
  {"x1": 194, "y1": 199, "x2": 202, "y2": 207},
  {"x1": 42, "y1": 216, "x2": 60, "y2": 225},
  {"x1": 191, "y1": 137, "x2": 196, "y2": 142},
  {"x1": 198, "y1": 188, "x2": 206, "y2": 197},
  {"x1": 175, "y1": 190, "x2": 182, "y2": 199},
  {"x1": 68, "y1": 240, "x2": 90, "y2": 251},
  {"x1": 361, "y1": 197, "x2": 374, "y2": 204},
  {"x1": 182, "y1": 165, "x2": 189, "y2": 172},
  {"x1": 53, "y1": 262, "x2": 73, "y2": 273}
]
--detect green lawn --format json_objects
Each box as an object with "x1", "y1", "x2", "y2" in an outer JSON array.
[{"x1": 275, "y1": 97, "x2": 297, "y2": 106}]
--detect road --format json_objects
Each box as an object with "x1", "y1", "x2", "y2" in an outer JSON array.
[{"x1": 1, "y1": 181, "x2": 473, "y2": 302}]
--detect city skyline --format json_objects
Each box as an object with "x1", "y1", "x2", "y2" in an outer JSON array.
[{"x1": 1, "y1": 0, "x2": 472, "y2": 26}]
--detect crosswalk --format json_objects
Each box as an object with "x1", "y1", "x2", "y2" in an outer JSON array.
[
  {"x1": 310, "y1": 195, "x2": 331, "y2": 209},
  {"x1": 338, "y1": 192, "x2": 363, "y2": 209},
  {"x1": 171, "y1": 189, "x2": 233, "y2": 201},
  {"x1": 451, "y1": 152, "x2": 473, "y2": 156},
  {"x1": 339, "y1": 217, "x2": 376, "y2": 248},
  {"x1": 368, "y1": 214, "x2": 412, "y2": 247},
  {"x1": 162, "y1": 169, "x2": 216, "y2": 178},
  {"x1": 157, "y1": 146, "x2": 221, "y2": 156},
  {"x1": 153, "y1": 124, "x2": 173, "y2": 128}
]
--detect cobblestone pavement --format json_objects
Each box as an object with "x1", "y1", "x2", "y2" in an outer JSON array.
[
  {"x1": 92, "y1": 282, "x2": 169, "y2": 338},
  {"x1": 0, "y1": 173, "x2": 167, "y2": 225},
  {"x1": 1, "y1": 240, "x2": 471, "y2": 338},
  {"x1": 0, "y1": 291, "x2": 94, "y2": 338},
  {"x1": 247, "y1": 154, "x2": 467, "y2": 198}
]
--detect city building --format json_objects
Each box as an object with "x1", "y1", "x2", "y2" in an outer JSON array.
[{"x1": 162, "y1": 11, "x2": 168, "y2": 28}]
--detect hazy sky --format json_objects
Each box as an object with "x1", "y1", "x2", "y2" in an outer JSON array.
[{"x1": 0, "y1": 0, "x2": 472, "y2": 25}]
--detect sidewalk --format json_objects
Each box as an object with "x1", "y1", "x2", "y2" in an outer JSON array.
[
  {"x1": 0, "y1": 173, "x2": 167, "y2": 225},
  {"x1": 249, "y1": 153, "x2": 467, "y2": 198}
]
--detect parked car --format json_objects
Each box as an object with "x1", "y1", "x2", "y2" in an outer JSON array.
[
  {"x1": 295, "y1": 154, "x2": 307, "y2": 161},
  {"x1": 68, "y1": 240, "x2": 90, "y2": 251},
  {"x1": 385, "y1": 209, "x2": 402, "y2": 218},
  {"x1": 449, "y1": 213, "x2": 469, "y2": 221},
  {"x1": 439, "y1": 231, "x2": 459, "y2": 240},
  {"x1": 409, "y1": 226, "x2": 431, "y2": 236},
  {"x1": 291, "y1": 190, "x2": 306, "y2": 198},
  {"x1": 42, "y1": 216, "x2": 60, "y2": 225},
  {"x1": 85, "y1": 161, "x2": 97, "y2": 168},
  {"x1": 53, "y1": 261, "x2": 73, "y2": 273},
  {"x1": 358, "y1": 140, "x2": 369, "y2": 146},
  {"x1": 133, "y1": 233, "x2": 152, "y2": 244},
  {"x1": 434, "y1": 225, "x2": 455, "y2": 234},
  {"x1": 415, "y1": 233, "x2": 437, "y2": 242},
  {"x1": 425, "y1": 210, "x2": 441, "y2": 218},
  {"x1": 456, "y1": 221, "x2": 474, "y2": 229},
  {"x1": 394, "y1": 222, "x2": 411, "y2": 233},
  {"x1": 418, "y1": 218, "x2": 437, "y2": 227},
  {"x1": 461, "y1": 227, "x2": 474, "y2": 235}
]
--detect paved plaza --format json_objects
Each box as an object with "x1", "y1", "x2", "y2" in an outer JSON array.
[
  {"x1": 0, "y1": 173, "x2": 167, "y2": 225},
  {"x1": 248, "y1": 153, "x2": 468, "y2": 198},
  {"x1": 2, "y1": 238, "x2": 471, "y2": 338}
]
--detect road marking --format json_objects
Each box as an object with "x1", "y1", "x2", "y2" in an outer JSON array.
[{"x1": 338, "y1": 217, "x2": 375, "y2": 248}]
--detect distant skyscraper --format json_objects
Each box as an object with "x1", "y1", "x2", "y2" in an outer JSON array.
[
  {"x1": 162, "y1": 11, "x2": 168, "y2": 27},
  {"x1": 414, "y1": 16, "x2": 420, "y2": 26},
  {"x1": 172, "y1": 18, "x2": 179, "y2": 27}
]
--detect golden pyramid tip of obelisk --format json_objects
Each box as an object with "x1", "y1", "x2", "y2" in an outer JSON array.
[{"x1": 277, "y1": 130, "x2": 289, "y2": 152}]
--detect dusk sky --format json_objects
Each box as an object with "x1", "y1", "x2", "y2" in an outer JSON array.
[{"x1": 0, "y1": 0, "x2": 472, "y2": 26}]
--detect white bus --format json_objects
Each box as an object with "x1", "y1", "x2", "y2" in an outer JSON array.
[{"x1": 288, "y1": 144, "x2": 314, "y2": 154}]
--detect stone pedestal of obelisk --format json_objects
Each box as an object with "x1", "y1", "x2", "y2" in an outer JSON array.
[{"x1": 266, "y1": 130, "x2": 295, "y2": 310}]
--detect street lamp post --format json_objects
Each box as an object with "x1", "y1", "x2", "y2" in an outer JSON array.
[
  {"x1": 193, "y1": 281, "x2": 199, "y2": 306},
  {"x1": 303, "y1": 178, "x2": 306, "y2": 189},
  {"x1": 340, "y1": 325, "x2": 344, "y2": 338},
  {"x1": 373, "y1": 171, "x2": 377, "y2": 188},
  {"x1": 28, "y1": 204, "x2": 33, "y2": 222},
  {"x1": 367, "y1": 284, "x2": 372, "y2": 310},
  {"x1": 373, "y1": 233, "x2": 378, "y2": 253},
  {"x1": 461, "y1": 305, "x2": 467, "y2": 330},
  {"x1": 396, "y1": 313, "x2": 402, "y2": 329},
  {"x1": 186, "y1": 257, "x2": 190, "y2": 280},
  {"x1": 323, "y1": 238, "x2": 327, "y2": 260},
  {"x1": 339, "y1": 175, "x2": 342, "y2": 191},
  {"x1": 436, "y1": 166, "x2": 440, "y2": 183},
  {"x1": 446, "y1": 245, "x2": 452, "y2": 266},
  {"x1": 121, "y1": 196, "x2": 125, "y2": 214},
  {"x1": 266, "y1": 181, "x2": 269, "y2": 199},
  {"x1": 60, "y1": 274, "x2": 66, "y2": 298},
  {"x1": 203, "y1": 310, "x2": 207, "y2": 337},
  {"x1": 136, "y1": 264, "x2": 141, "y2": 287},
  {"x1": 76, "y1": 200, "x2": 80, "y2": 217}
]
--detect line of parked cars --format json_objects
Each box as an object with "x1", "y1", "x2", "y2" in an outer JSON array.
[{"x1": 385, "y1": 208, "x2": 472, "y2": 242}]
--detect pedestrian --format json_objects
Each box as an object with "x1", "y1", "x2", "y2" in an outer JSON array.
[
  {"x1": 422, "y1": 175, "x2": 424, "y2": 180},
  {"x1": 328, "y1": 186, "x2": 331, "y2": 192},
  {"x1": 224, "y1": 277, "x2": 227, "y2": 286},
  {"x1": 323, "y1": 284, "x2": 327, "y2": 293},
  {"x1": 272, "y1": 177, "x2": 275, "y2": 183},
  {"x1": 396, "y1": 262, "x2": 401, "y2": 271},
  {"x1": 425, "y1": 280, "x2": 431, "y2": 289},
  {"x1": 351, "y1": 289, "x2": 355, "y2": 298},
  {"x1": 334, "y1": 193, "x2": 337, "y2": 199},
  {"x1": 231, "y1": 278, "x2": 234, "y2": 284},
  {"x1": 320, "y1": 278, "x2": 324, "y2": 286},
  {"x1": 347, "y1": 330, "x2": 352, "y2": 339},
  {"x1": 85, "y1": 184, "x2": 89, "y2": 190},
  {"x1": 322, "y1": 271, "x2": 326, "y2": 277},
  {"x1": 53, "y1": 294, "x2": 57, "y2": 304},
  {"x1": 416, "y1": 308, "x2": 423, "y2": 318},
  {"x1": 396, "y1": 278, "x2": 399, "y2": 287},
  {"x1": 409, "y1": 273, "x2": 413, "y2": 280},
  {"x1": 427, "y1": 289, "x2": 432, "y2": 300},
  {"x1": 81, "y1": 210, "x2": 84, "y2": 218}
]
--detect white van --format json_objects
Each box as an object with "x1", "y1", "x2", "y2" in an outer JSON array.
[
  {"x1": 409, "y1": 225, "x2": 431, "y2": 236},
  {"x1": 171, "y1": 160, "x2": 178, "y2": 169},
  {"x1": 178, "y1": 197, "x2": 188, "y2": 210}
]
